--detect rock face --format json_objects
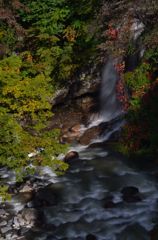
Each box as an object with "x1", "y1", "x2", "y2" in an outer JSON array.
[{"x1": 51, "y1": 65, "x2": 100, "y2": 107}]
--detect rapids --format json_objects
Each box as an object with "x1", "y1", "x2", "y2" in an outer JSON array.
[{"x1": 1, "y1": 59, "x2": 158, "y2": 240}]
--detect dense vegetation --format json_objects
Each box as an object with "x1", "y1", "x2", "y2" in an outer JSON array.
[
  {"x1": 0, "y1": 0, "x2": 158, "y2": 194},
  {"x1": 0, "y1": 0, "x2": 100, "y2": 184}
]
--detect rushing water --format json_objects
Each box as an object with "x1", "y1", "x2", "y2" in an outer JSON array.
[
  {"x1": 1, "y1": 60, "x2": 158, "y2": 240},
  {"x1": 24, "y1": 144, "x2": 158, "y2": 240},
  {"x1": 22, "y1": 59, "x2": 158, "y2": 240}
]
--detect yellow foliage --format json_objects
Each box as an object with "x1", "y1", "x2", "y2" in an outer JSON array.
[{"x1": 64, "y1": 26, "x2": 77, "y2": 42}]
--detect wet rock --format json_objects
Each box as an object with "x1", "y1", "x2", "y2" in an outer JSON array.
[
  {"x1": 0, "y1": 220, "x2": 7, "y2": 226},
  {"x1": 22, "y1": 208, "x2": 37, "y2": 224},
  {"x1": 33, "y1": 183, "x2": 62, "y2": 207},
  {"x1": 64, "y1": 151, "x2": 79, "y2": 162},
  {"x1": 70, "y1": 124, "x2": 81, "y2": 133},
  {"x1": 117, "y1": 223, "x2": 149, "y2": 240},
  {"x1": 0, "y1": 209, "x2": 6, "y2": 216},
  {"x1": 60, "y1": 132, "x2": 80, "y2": 144},
  {"x1": 86, "y1": 234, "x2": 97, "y2": 240},
  {"x1": 121, "y1": 186, "x2": 142, "y2": 203},
  {"x1": 103, "y1": 195, "x2": 116, "y2": 209},
  {"x1": 16, "y1": 237, "x2": 27, "y2": 240},
  {"x1": 18, "y1": 192, "x2": 34, "y2": 205},
  {"x1": 20, "y1": 184, "x2": 33, "y2": 193},
  {"x1": 150, "y1": 224, "x2": 158, "y2": 240},
  {"x1": 1, "y1": 226, "x2": 12, "y2": 234},
  {"x1": 60, "y1": 124, "x2": 83, "y2": 144},
  {"x1": 13, "y1": 209, "x2": 37, "y2": 229},
  {"x1": 79, "y1": 125, "x2": 102, "y2": 145}
]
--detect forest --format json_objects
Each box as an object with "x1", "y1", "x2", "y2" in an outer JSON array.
[{"x1": 0, "y1": 0, "x2": 158, "y2": 239}]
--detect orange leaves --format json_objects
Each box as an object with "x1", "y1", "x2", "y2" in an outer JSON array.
[
  {"x1": 115, "y1": 62, "x2": 125, "y2": 74},
  {"x1": 64, "y1": 26, "x2": 77, "y2": 42}
]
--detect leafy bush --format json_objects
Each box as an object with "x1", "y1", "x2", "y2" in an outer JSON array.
[{"x1": 120, "y1": 48, "x2": 158, "y2": 156}]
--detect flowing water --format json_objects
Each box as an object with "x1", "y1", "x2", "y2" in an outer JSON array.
[
  {"x1": 23, "y1": 60, "x2": 158, "y2": 240},
  {"x1": 1, "y1": 60, "x2": 158, "y2": 240}
]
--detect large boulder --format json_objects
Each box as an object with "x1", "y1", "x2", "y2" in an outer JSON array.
[
  {"x1": 121, "y1": 186, "x2": 142, "y2": 203},
  {"x1": 86, "y1": 234, "x2": 97, "y2": 240},
  {"x1": 103, "y1": 195, "x2": 116, "y2": 209},
  {"x1": 33, "y1": 183, "x2": 63, "y2": 207},
  {"x1": 64, "y1": 151, "x2": 79, "y2": 163}
]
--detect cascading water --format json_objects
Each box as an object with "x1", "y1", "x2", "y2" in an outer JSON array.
[
  {"x1": 1, "y1": 60, "x2": 158, "y2": 240},
  {"x1": 88, "y1": 59, "x2": 123, "y2": 129},
  {"x1": 100, "y1": 59, "x2": 122, "y2": 122}
]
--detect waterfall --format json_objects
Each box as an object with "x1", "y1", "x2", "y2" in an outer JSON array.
[{"x1": 100, "y1": 59, "x2": 122, "y2": 122}]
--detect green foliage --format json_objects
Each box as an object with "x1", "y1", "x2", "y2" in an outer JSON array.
[
  {"x1": 0, "y1": 23, "x2": 16, "y2": 54},
  {"x1": 19, "y1": 0, "x2": 99, "y2": 86},
  {"x1": 0, "y1": 185, "x2": 11, "y2": 202},
  {"x1": 124, "y1": 62, "x2": 151, "y2": 91},
  {"x1": 0, "y1": 53, "x2": 69, "y2": 182},
  {"x1": 0, "y1": 0, "x2": 101, "y2": 188},
  {"x1": 120, "y1": 48, "x2": 158, "y2": 156}
]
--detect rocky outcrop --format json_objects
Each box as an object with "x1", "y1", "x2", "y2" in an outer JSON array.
[{"x1": 51, "y1": 65, "x2": 101, "y2": 107}]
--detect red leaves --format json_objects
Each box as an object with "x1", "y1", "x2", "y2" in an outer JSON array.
[
  {"x1": 106, "y1": 25, "x2": 118, "y2": 40},
  {"x1": 116, "y1": 78, "x2": 129, "y2": 111},
  {"x1": 115, "y1": 61, "x2": 129, "y2": 111},
  {"x1": 115, "y1": 62, "x2": 125, "y2": 74}
]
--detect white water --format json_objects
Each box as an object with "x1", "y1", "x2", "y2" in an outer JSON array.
[
  {"x1": 100, "y1": 59, "x2": 122, "y2": 122},
  {"x1": 2, "y1": 60, "x2": 158, "y2": 240}
]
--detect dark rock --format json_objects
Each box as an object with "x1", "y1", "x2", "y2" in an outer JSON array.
[
  {"x1": 17, "y1": 192, "x2": 34, "y2": 204},
  {"x1": 150, "y1": 225, "x2": 158, "y2": 240},
  {"x1": 86, "y1": 234, "x2": 97, "y2": 240},
  {"x1": 121, "y1": 186, "x2": 142, "y2": 203},
  {"x1": 117, "y1": 223, "x2": 149, "y2": 240},
  {"x1": 103, "y1": 195, "x2": 116, "y2": 209},
  {"x1": 33, "y1": 183, "x2": 62, "y2": 207},
  {"x1": 64, "y1": 151, "x2": 79, "y2": 162}
]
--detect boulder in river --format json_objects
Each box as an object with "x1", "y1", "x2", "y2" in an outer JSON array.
[
  {"x1": 64, "y1": 151, "x2": 79, "y2": 162},
  {"x1": 33, "y1": 183, "x2": 63, "y2": 207},
  {"x1": 86, "y1": 234, "x2": 97, "y2": 240},
  {"x1": 121, "y1": 186, "x2": 142, "y2": 203},
  {"x1": 103, "y1": 195, "x2": 116, "y2": 209}
]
